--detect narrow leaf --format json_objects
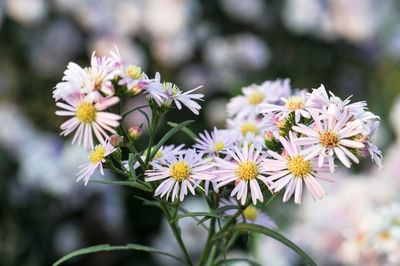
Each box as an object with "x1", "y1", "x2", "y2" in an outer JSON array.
[
  {"x1": 150, "y1": 120, "x2": 194, "y2": 160},
  {"x1": 121, "y1": 104, "x2": 150, "y2": 118},
  {"x1": 91, "y1": 179, "x2": 151, "y2": 192},
  {"x1": 167, "y1": 121, "x2": 197, "y2": 140},
  {"x1": 53, "y1": 243, "x2": 185, "y2": 266},
  {"x1": 234, "y1": 223, "x2": 317, "y2": 266},
  {"x1": 128, "y1": 153, "x2": 138, "y2": 181}
]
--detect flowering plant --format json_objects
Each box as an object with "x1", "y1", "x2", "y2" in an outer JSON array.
[{"x1": 52, "y1": 47, "x2": 382, "y2": 266}]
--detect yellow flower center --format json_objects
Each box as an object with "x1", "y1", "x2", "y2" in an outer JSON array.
[
  {"x1": 89, "y1": 145, "x2": 106, "y2": 163},
  {"x1": 237, "y1": 160, "x2": 259, "y2": 180},
  {"x1": 319, "y1": 131, "x2": 339, "y2": 148},
  {"x1": 248, "y1": 91, "x2": 265, "y2": 105},
  {"x1": 214, "y1": 142, "x2": 225, "y2": 151},
  {"x1": 285, "y1": 96, "x2": 304, "y2": 111},
  {"x1": 170, "y1": 161, "x2": 191, "y2": 181},
  {"x1": 76, "y1": 102, "x2": 97, "y2": 124},
  {"x1": 378, "y1": 230, "x2": 390, "y2": 240},
  {"x1": 287, "y1": 155, "x2": 312, "y2": 178},
  {"x1": 240, "y1": 122, "x2": 258, "y2": 136},
  {"x1": 154, "y1": 149, "x2": 163, "y2": 159},
  {"x1": 243, "y1": 206, "x2": 258, "y2": 221},
  {"x1": 125, "y1": 65, "x2": 145, "y2": 80}
]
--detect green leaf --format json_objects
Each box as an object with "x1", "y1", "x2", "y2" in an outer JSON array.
[
  {"x1": 128, "y1": 153, "x2": 138, "y2": 181},
  {"x1": 234, "y1": 223, "x2": 317, "y2": 266},
  {"x1": 121, "y1": 104, "x2": 150, "y2": 119},
  {"x1": 138, "y1": 109, "x2": 151, "y2": 128},
  {"x1": 197, "y1": 205, "x2": 240, "y2": 225},
  {"x1": 170, "y1": 212, "x2": 225, "y2": 224},
  {"x1": 167, "y1": 121, "x2": 197, "y2": 140},
  {"x1": 150, "y1": 120, "x2": 194, "y2": 160},
  {"x1": 90, "y1": 179, "x2": 151, "y2": 192},
  {"x1": 213, "y1": 258, "x2": 262, "y2": 266},
  {"x1": 53, "y1": 243, "x2": 185, "y2": 266}
]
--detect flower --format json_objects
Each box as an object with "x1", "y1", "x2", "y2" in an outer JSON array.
[
  {"x1": 53, "y1": 62, "x2": 86, "y2": 101},
  {"x1": 263, "y1": 133, "x2": 331, "y2": 204},
  {"x1": 292, "y1": 109, "x2": 365, "y2": 172},
  {"x1": 227, "y1": 79, "x2": 291, "y2": 120},
  {"x1": 145, "y1": 149, "x2": 215, "y2": 201},
  {"x1": 56, "y1": 95, "x2": 121, "y2": 150},
  {"x1": 146, "y1": 72, "x2": 204, "y2": 115},
  {"x1": 227, "y1": 116, "x2": 272, "y2": 138},
  {"x1": 193, "y1": 127, "x2": 234, "y2": 156},
  {"x1": 220, "y1": 198, "x2": 277, "y2": 228},
  {"x1": 76, "y1": 142, "x2": 116, "y2": 185},
  {"x1": 260, "y1": 90, "x2": 313, "y2": 123},
  {"x1": 214, "y1": 141, "x2": 270, "y2": 205}
]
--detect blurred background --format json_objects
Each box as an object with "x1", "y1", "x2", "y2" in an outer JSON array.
[{"x1": 1, "y1": 0, "x2": 400, "y2": 265}]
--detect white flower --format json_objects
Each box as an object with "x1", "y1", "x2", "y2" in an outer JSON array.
[
  {"x1": 76, "y1": 142, "x2": 116, "y2": 185},
  {"x1": 53, "y1": 62, "x2": 86, "y2": 101},
  {"x1": 194, "y1": 127, "x2": 234, "y2": 156}
]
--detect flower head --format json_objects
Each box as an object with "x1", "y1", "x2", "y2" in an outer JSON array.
[
  {"x1": 214, "y1": 141, "x2": 270, "y2": 205},
  {"x1": 145, "y1": 149, "x2": 215, "y2": 201},
  {"x1": 55, "y1": 95, "x2": 121, "y2": 150},
  {"x1": 194, "y1": 127, "x2": 234, "y2": 156},
  {"x1": 76, "y1": 141, "x2": 116, "y2": 185},
  {"x1": 263, "y1": 133, "x2": 331, "y2": 204}
]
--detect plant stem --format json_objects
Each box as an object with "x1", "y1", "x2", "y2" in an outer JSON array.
[
  {"x1": 198, "y1": 214, "x2": 215, "y2": 266},
  {"x1": 205, "y1": 244, "x2": 218, "y2": 266}
]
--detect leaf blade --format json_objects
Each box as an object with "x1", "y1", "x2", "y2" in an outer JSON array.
[{"x1": 90, "y1": 179, "x2": 151, "y2": 192}]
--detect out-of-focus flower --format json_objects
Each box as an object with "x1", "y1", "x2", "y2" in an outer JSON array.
[
  {"x1": 56, "y1": 95, "x2": 121, "y2": 150},
  {"x1": 194, "y1": 127, "x2": 233, "y2": 157},
  {"x1": 227, "y1": 116, "x2": 272, "y2": 138},
  {"x1": 263, "y1": 133, "x2": 331, "y2": 204},
  {"x1": 204, "y1": 99, "x2": 229, "y2": 128},
  {"x1": 5, "y1": 0, "x2": 47, "y2": 25},
  {"x1": 390, "y1": 95, "x2": 400, "y2": 139},
  {"x1": 145, "y1": 149, "x2": 215, "y2": 201},
  {"x1": 219, "y1": 0, "x2": 265, "y2": 23},
  {"x1": 220, "y1": 198, "x2": 277, "y2": 228},
  {"x1": 76, "y1": 142, "x2": 116, "y2": 185},
  {"x1": 214, "y1": 141, "x2": 270, "y2": 205}
]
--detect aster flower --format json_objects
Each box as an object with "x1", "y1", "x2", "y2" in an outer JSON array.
[
  {"x1": 53, "y1": 62, "x2": 86, "y2": 101},
  {"x1": 76, "y1": 142, "x2": 116, "y2": 185},
  {"x1": 227, "y1": 116, "x2": 272, "y2": 138},
  {"x1": 292, "y1": 109, "x2": 365, "y2": 172},
  {"x1": 220, "y1": 198, "x2": 277, "y2": 228},
  {"x1": 194, "y1": 127, "x2": 234, "y2": 156},
  {"x1": 145, "y1": 149, "x2": 215, "y2": 201},
  {"x1": 214, "y1": 141, "x2": 270, "y2": 205},
  {"x1": 260, "y1": 90, "x2": 314, "y2": 123},
  {"x1": 263, "y1": 133, "x2": 331, "y2": 204},
  {"x1": 146, "y1": 72, "x2": 204, "y2": 115},
  {"x1": 55, "y1": 95, "x2": 121, "y2": 150}
]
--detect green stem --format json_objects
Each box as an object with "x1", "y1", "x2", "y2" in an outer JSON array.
[
  {"x1": 205, "y1": 244, "x2": 218, "y2": 266},
  {"x1": 145, "y1": 111, "x2": 159, "y2": 165},
  {"x1": 198, "y1": 214, "x2": 215, "y2": 266}
]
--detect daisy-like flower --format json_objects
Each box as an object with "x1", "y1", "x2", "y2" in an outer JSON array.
[
  {"x1": 292, "y1": 109, "x2": 365, "y2": 172},
  {"x1": 227, "y1": 79, "x2": 291, "y2": 120},
  {"x1": 145, "y1": 149, "x2": 215, "y2": 201},
  {"x1": 55, "y1": 95, "x2": 121, "y2": 150},
  {"x1": 227, "y1": 116, "x2": 272, "y2": 138},
  {"x1": 146, "y1": 72, "x2": 204, "y2": 115},
  {"x1": 76, "y1": 142, "x2": 116, "y2": 185},
  {"x1": 220, "y1": 198, "x2": 277, "y2": 228},
  {"x1": 53, "y1": 62, "x2": 86, "y2": 101},
  {"x1": 214, "y1": 141, "x2": 270, "y2": 205},
  {"x1": 263, "y1": 133, "x2": 331, "y2": 204},
  {"x1": 194, "y1": 127, "x2": 234, "y2": 156},
  {"x1": 260, "y1": 90, "x2": 313, "y2": 123}
]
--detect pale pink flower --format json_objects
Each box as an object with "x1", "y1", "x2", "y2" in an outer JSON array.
[
  {"x1": 263, "y1": 133, "x2": 331, "y2": 204},
  {"x1": 292, "y1": 109, "x2": 365, "y2": 172},
  {"x1": 214, "y1": 141, "x2": 270, "y2": 205},
  {"x1": 55, "y1": 95, "x2": 121, "y2": 150},
  {"x1": 145, "y1": 149, "x2": 215, "y2": 201},
  {"x1": 76, "y1": 142, "x2": 116, "y2": 186},
  {"x1": 260, "y1": 90, "x2": 315, "y2": 123},
  {"x1": 194, "y1": 127, "x2": 234, "y2": 156},
  {"x1": 53, "y1": 62, "x2": 86, "y2": 101}
]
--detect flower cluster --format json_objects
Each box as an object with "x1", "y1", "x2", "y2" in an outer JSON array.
[
  {"x1": 53, "y1": 47, "x2": 204, "y2": 185},
  {"x1": 54, "y1": 48, "x2": 382, "y2": 202}
]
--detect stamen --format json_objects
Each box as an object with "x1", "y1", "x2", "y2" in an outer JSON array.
[
  {"x1": 214, "y1": 142, "x2": 225, "y2": 152},
  {"x1": 170, "y1": 161, "x2": 191, "y2": 181},
  {"x1": 248, "y1": 91, "x2": 265, "y2": 105},
  {"x1": 237, "y1": 161, "x2": 259, "y2": 180},
  {"x1": 319, "y1": 131, "x2": 339, "y2": 148},
  {"x1": 76, "y1": 102, "x2": 96, "y2": 124},
  {"x1": 285, "y1": 96, "x2": 304, "y2": 111},
  {"x1": 240, "y1": 122, "x2": 258, "y2": 136},
  {"x1": 287, "y1": 155, "x2": 312, "y2": 178},
  {"x1": 89, "y1": 145, "x2": 106, "y2": 163},
  {"x1": 243, "y1": 206, "x2": 258, "y2": 221}
]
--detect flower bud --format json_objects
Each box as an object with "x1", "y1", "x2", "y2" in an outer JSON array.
[
  {"x1": 110, "y1": 135, "x2": 124, "y2": 147},
  {"x1": 264, "y1": 131, "x2": 276, "y2": 150},
  {"x1": 129, "y1": 126, "x2": 142, "y2": 140}
]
